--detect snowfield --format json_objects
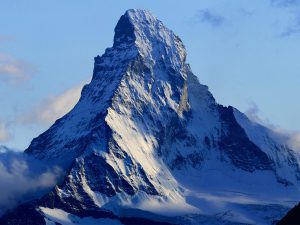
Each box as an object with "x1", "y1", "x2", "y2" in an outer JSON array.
[{"x1": 41, "y1": 207, "x2": 122, "y2": 225}]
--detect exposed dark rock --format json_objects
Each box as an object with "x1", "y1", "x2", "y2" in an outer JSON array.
[
  {"x1": 218, "y1": 106, "x2": 274, "y2": 172},
  {"x1": 278, "y1": 202, "x2": 300, "y2": 225},
  {"x1": 0, "y1": 202, "x2": 45, "y2": 225}
]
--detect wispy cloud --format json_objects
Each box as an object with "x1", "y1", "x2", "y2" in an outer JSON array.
[
  {"x1": 270, "y1": 0, "x2": 300, "y2": 36},
  {"x1": 281, "y1": 15, "x2": 300, "y2": 36},
  {"x1": 245, "y1": 102, "x2": 265, "y2": 124},
  {"x1": 0, "y1": 121, "x2": 10, "y2": 142},
  {"x1": 281, "y1": 25, "x2": 300, "y2": 36},
  {"x1": 245, "y1": 102, "x2": 300, "y2": 152},
  {"x1": 21, "y1": 82, "x2": 86, "y2": 125},
  {"x1": 286, "y1": 132, "x2": 300, "y2": 150},
  {"x1": 238, "y1": 8, "x2": 254, "y2": 17},
  {"x1": 0, "y1": 35, "x2": 14, "y2": 43},
  {"x1": 0, "y1": 149, "x2": 63, "y2": 215},
  {"x1": 271, "y1": 0, "x2": 300, "y2": 7},
  {"x1": 0, "y1": 54, "x2": 36, "y2": 85},
  {"x1": 192, "y1": 9, "x2": 225, "y2": 27}
]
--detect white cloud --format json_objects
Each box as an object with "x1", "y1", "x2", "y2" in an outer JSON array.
[
  {"x1": 244, "y1": 102, "x2": 263, "y2": 124},
  {"x1": 283, "y1": 131, "x2": 300, "y2": 151},
  {"x1": 245, "y1": 102, "x2": 300, "y2": 152},
  {"x1": 0, "y1": 150, "x2": 63, "y2": 215},
  {"x1": 22, "y1": 82, "x2": 86, "y2": 125},
  {"x1": 0, "y1": 54, "x2": 36, "y2": 85},
  {"x1": 0, "y1": 122, "x2": 10, "y2": 142}
]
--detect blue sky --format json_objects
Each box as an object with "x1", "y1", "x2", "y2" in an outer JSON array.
[{"x1": 0, "y1": 0, "x2": 300, "y2": 150}]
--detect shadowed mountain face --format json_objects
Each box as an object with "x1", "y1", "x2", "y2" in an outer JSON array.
[
  {"x1": 278, "y1": 203, "x2": 300, "y2": 225},
  {"x1": 2, "y1": 9, "x2": 300, "y2": 225}
]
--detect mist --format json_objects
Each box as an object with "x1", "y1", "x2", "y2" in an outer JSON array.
[
  {"x1": 245, "y1": 102, "x2": 300, "y2": 153},
  {"x1": 0, "y1": 149, "x2": 64, "y2": 216}
]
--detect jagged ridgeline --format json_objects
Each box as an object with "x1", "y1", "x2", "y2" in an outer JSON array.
[{"x1": 2, "y1": 9, "x2": 300, "y2": 225}]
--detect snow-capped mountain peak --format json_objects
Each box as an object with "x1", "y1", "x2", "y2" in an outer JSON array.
[
  {"x1": 4, "y1": 9, "x2": 299, "y2": 225},
  {"x1": 114, "y1": 9, "x2": 186, "y2": 69}
]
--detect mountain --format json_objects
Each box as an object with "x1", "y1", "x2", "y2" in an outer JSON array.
[
  {"x1": 278, "y1": 202, "x2": 300, "y2": 224},
  {"x1": 1, "y1": 9, "x2": 300, "y2": 225}
]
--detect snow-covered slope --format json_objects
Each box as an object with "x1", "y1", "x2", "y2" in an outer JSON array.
[{"x1": 2, "y1": 9, "x2": 300, "y2": 225}]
